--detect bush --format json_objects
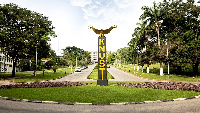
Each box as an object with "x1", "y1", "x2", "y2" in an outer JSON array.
[
  {"x1": 52, "y1": 66, "x2": 58, "y2": 73},
  {"x1": 117, "y1": 82, "x2": 200, "y2": 92},
  {"x1": 0, "y1": 81, "x2": 91, "y2": 89}
]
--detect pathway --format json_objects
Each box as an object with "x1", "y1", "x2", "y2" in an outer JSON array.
[
  {"x1": 107, "y1": 66, "x2": 155, "y2": 82},
  {"x1": 49, "y1": 64, "x2": 96, "y2": 82}
]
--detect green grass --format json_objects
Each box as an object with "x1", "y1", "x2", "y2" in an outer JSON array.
[
  {"x1": 0, "y1": 67, "x2": 75, "y2": 82},
  {"x1": 113, "y1": 64, "x2": 200, "y2": 82},
  {"x1": 0, "y1": 83, "x2": 200, "y2": 103},
  {"x1": 0, "y1": 72, "x2": 33, "y2": 79},
  {"x1": 87, "y1": 66, "x2": 114, "y2": 80}
]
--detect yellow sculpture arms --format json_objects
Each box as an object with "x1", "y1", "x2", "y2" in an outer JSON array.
[{"x1": 89, "y1": 25, "x2": 117, "y2": 37}]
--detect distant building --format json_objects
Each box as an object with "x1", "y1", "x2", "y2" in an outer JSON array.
[
  {"x1": 90, "y1": 51, "x2": 98, "y2": 63},
  {"x1": 89, "y1": 51, "x2": 113, "y2": 63},
  {"x1": 0, "y1": 48, "x2": 20, "y2": 72}
]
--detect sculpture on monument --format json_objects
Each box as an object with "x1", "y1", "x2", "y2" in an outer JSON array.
[
  {"x1": 89, "y1": 25, "x2": 117, "y2": 37},
  {"x1": 89, "y1": 25, "x2": 117, "y2": 86}
]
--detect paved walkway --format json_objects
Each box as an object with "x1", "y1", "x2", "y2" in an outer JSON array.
[{"x1": 107, "y1": 66, "x2": 155, "y2": 82}]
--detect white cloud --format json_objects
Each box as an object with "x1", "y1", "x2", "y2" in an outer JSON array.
[{"x1": 70, "y1": 0, "x2": 92, "y2": 7}]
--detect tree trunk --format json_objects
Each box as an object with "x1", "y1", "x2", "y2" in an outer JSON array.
[
  {"x1": 176, "y1": 66, "x2": 182, "y2": 74},
  {"x1": 193, "y1": 62, "x2": 199, "y2": 75},
  {"x1": 12, "y1": 59, "x2": 16, "y2": 77},
  {"x1": 160, "y1": 62, "x2": 163, "y2": 76},
  {"x1": 137, "y1": 51, "x2": 139, "y2": 71},
  {"x1": 142, "y1": 66, "x2": 144, "y2": 72},
  {"x1": 147, "y1": 63, "x2": 149, "y2": 73}
]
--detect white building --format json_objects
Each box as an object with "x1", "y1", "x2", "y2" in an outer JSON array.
[
  {"x1": 0, "y1": 48, "x2": 19, "y2": 72},
  {"x1": 90, "y1": 51, "x2": 98, "y2": 63},
  {"x1": 89, "y1": 51, "x2": 113, "y2": 63}
]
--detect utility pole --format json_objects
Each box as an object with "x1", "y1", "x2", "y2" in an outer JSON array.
[
  {"x1": 76, "y1": 57, "x2": 77, "y2": 67},
  {"x1": 166, "y1": 39, "x2": 169, "y2": 79},
  {"x1": 35, "y1": 45, "x2": 37, "y2": 77}
]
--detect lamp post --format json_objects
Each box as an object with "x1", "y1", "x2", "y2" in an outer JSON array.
[
  {"x1": 35, "y1": 45, "x2": 37, "y2": 77},
  {"x1": 76, "y1": 57, "x2": 77, "y2": 67},
  {"x1": 64, "y1": 53, "x2": 66, "y2": 74},
  {"x1": 166, "y1": 39, "x2": 169, "y2": 79}
]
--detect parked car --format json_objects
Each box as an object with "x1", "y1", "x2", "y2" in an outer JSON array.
[
  {"x1": 75, "y1": 67, "x2": 81, "y2": 72},
  {"x1": 80, "y1": 66, "x2": 85, "y2": 70},
  {"x1": 107, "y1": 65, "x2": 110, "y2": 68},
  {"x1": 85, "y1": 66, "x2": 88, "y2": 68}
]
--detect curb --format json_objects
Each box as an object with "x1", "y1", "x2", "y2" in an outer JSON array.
[{"x1": 0, "y1": 95, "x2": 200, "y2": 105}]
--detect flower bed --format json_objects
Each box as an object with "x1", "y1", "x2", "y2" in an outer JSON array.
[
  {"x1": 117, "y1": 82, "x2": 200, "y2": 92},
  {"x1": 0, "y1": 81, "x2": 91, "y2": 89}
]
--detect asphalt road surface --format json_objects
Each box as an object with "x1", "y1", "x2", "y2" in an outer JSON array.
[
  {"x1": 49, "y1": 64, "x2": 96, "y2": 82},
  {"x1": 1, "y1": 98, "x2": 200, "y2": 113}
]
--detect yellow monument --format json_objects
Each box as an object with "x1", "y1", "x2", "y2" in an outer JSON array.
[{"x1": 89, "y1": 25, "x2": 117, "y2": 86}]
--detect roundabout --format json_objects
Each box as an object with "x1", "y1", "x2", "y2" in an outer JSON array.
[{"x1": 1, "y1": 64, "x2": 200, "y2": 113}]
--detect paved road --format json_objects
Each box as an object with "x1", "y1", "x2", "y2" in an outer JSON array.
[
  {"x1": 1, "y1": 98, "x2": 200, "y2": 113},
  {"x1": 49, "y1": 64, "x2": 96, "y2": 82},
  {"x1": 107, "y1": 66, "x2": 155, "y2": 82}
]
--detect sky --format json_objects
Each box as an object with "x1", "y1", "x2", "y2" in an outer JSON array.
[{"x1": 1, "y1": 0, "x2": 199, "y2": 55}]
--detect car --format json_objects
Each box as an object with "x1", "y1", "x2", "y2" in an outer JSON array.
[
  {"x1": 85, "y1": 66, "x2": 88, "y2": 68},
  {"x1": 80, "y1": 66, "x2": 85, "y2": 70},
  {"x1": 75, "y1": 67, "x2": 81, "y2": 72},
  {"x1": 107, "y1": 65, "x2": 110, "y2": 68}
]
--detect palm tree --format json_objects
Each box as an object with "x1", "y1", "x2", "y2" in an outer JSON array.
[{"x1": 140, "y1": 1, "x2": 164, "y2": 75}]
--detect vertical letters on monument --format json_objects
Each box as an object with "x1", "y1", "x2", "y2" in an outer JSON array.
[{"x1": 97, "y1": 36, "x2": 108, "y2": 85}]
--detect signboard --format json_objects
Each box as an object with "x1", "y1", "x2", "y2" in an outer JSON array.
[{"x1": 97, "y1": 36, "x2": 108, "y2": 86}]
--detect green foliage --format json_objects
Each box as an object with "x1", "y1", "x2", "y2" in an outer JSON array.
[
  {"x1": 107, "y1": 52, "x2": 116, "y2": 64},
  {"x1": 52, "y1": 66, "x2": 58, "y2": 73},
  {"x1": 62, "y1": 46, "x2": 91, "y2": 66},
  {"x1": 0, "y1": 3, "x2": 56, "y2": 76},
  {"x1": 127, "y1": 0, "x2": 200, "y2": 75}
]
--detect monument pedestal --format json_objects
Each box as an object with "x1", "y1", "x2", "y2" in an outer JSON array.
[{"x1": 97, "y1": 79, "x2": 108, "y2": 86}]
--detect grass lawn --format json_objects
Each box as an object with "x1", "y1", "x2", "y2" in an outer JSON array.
[
  {"x1": 0, "y1": 67, "x2": 75, "y2": 82},
  {"x1": 113, "y1": 64, "x2": 200, "y2": 82},
  {"x1": 0, "y1": 82, "x2": 200, "y2": 103},
  {"x1": 0, "y1": 72, "x2": 33, "y2": 79},
  {"x1": 87, "y1": 66, "x2": 114, "y2": 80}
]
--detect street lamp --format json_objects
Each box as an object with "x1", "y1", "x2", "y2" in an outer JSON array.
[
  {"x1": 62, "y1": 51, "x2": 67, "y2": 74},
  {"x1": 166, "y1": 39, "x2": 169, "y2": 79},
  {"x1": 35, "y1": 45, "x2": 37, "y2": 77}
]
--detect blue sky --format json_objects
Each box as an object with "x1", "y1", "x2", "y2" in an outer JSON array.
[{"x1": 1, "y1": 0, "x2": 199, "y2": 55}]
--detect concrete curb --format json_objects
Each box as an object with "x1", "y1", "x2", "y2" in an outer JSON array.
[{"x1": 1, "y1": 95, "x2": 200, "y2": 105}]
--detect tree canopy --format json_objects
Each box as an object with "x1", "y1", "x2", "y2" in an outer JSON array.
[
  {"x1": 62, "y1": 46, "x2": 91, "y2": 66},
  {"x1": 0, "y1": 3, "x2": 56, "y2": 76},
  {"x1": 116, "y1": 0, "x2": 200, "y2": 75}
]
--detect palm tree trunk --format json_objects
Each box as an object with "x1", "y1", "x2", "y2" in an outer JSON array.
[
  {"x1": 147, "y1": 63, "x2": 149, "y2": 73},
  {"x1": 156, "y1": 23, "x2": 163, "y2": 76},
  {"x1": 11, "y1": 58, "x2": 16, "y2": 77}
]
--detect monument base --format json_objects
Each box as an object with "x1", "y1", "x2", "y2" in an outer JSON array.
[{"x1": 97, "y1": 80, "x2": 108, "y2": 86}]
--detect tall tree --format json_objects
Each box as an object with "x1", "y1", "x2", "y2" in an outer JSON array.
[
  {"x1": 0, "y1": 3, "x2": 55, "y2": 76},
  {"x1": 140, "y1": 1, "x2": 165, "y2": 75},
  {"x1": 62, "y1": 46, "x2": 90, "y2": 66}
]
